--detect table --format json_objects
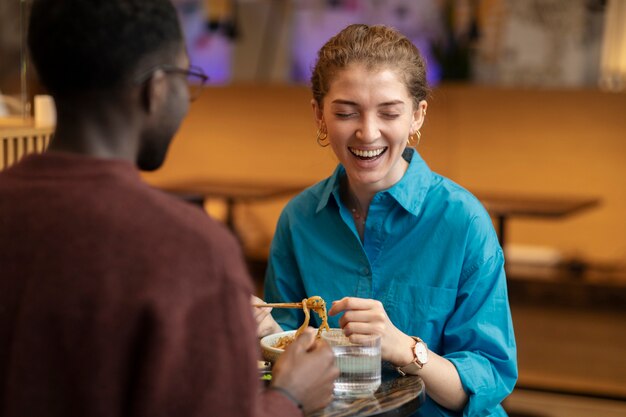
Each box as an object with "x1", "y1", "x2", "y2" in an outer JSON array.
[
  {"x1": 474, "y1": 192, "x2": 600, "y2": 248},
  {"x1": 157, "y1": 179, "x2": 307, "y2": 230},
  {"x1": 307, "y1": 363, "x2": 425, "y2": 417}
]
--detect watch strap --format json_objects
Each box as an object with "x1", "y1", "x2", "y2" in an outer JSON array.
[{"x1": 396, "y1": 336, "x2": 427, "y2": 376}]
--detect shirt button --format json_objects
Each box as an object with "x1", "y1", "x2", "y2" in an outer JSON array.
[{"x1": 361, "y1": 267, "x2": 370, "y2": 275}]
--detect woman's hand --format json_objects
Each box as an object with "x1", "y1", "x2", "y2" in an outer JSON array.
[
  {"x1": 330, "y1": 297, "x2": 468, "y2": 411},
  {"x1": 328, "y1": 297, "x2": 415, "y2": 366},
  {"x1": 251, "y1": 295, "x2": 283, "y2": 338}
]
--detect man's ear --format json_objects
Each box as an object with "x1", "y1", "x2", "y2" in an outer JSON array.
[{"x1": 141, "y1": 70, "x2": 167, "y2": 114}]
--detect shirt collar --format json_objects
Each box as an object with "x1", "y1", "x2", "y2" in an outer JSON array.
[
  {"x1": 315, "y1": 147, "x2": 433, "y2": 217},
  {"x1": 316, "y1": 164, "x2": 344, "y2": 214},
  {"x1": 387, "y1": 147, "x2": 433, "y2": 216}
]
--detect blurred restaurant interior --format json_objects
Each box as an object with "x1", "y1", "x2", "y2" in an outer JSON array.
[{"x1": 1, "y1": 0, "x2": 625, "y2": 416}]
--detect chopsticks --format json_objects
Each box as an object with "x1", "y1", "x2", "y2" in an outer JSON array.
[{"x1": 252, "y1": 302, "x2": 303, "y2": 309}]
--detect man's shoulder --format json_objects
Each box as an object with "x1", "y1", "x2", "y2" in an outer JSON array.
[{"x1": 118, "y1": 184, "x2": 238, "y2": 250}]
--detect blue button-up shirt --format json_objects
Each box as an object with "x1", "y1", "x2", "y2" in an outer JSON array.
[{"x1": 265, "y1": 148, "x2": 517, "y2": 416}]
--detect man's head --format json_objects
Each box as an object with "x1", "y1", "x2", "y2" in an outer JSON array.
[
  {"x1": 28, "y1": 0, "x2": 183, "y2": 97},
  {"x1": 28, "y1": 0, "x2": 191, "y2": 171}
]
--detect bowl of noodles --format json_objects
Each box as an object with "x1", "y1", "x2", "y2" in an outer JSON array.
[
  {"x1": 257, "y1": 296, "x2": 331, "y2": 363},
  {"x1": 260, "y1": 330, "x2": 297, "y2": 363}
]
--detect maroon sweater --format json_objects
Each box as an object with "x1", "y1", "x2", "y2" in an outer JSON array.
[{"x1": 0, "y1": 153, "x2": 299, "y2": 417}]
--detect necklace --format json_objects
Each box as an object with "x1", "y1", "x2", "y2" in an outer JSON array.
[
  {"x1": 345, "y1": 185, "x2": 366, "y2": 223},
  {"x1": 350, "y1": 206, "x2": 365, "y2": 222},
  {"x1": 340, "y1": 177, "x2": 368, "y2": 226},
  {"x1": 341, "y1": 179, "x2": 367, "y2": 241}
]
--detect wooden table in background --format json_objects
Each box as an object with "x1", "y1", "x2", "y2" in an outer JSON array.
[
  {"x1": 157, "y1": 179, "x2": 308, "y2": 230},
  {"x1": 474, "y1": 193, "x2": 601, "y2": 248}
]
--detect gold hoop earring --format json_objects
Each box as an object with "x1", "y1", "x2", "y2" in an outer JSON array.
[
  {"x1": 316, "y1": 128, "x2": 329, "y2": 147},
  {"x1": 408, "y1": 131, "x2": 421, "y2": 146}
]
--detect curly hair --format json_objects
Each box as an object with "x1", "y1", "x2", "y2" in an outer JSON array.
[
  {"x1": 28, "y1": 0, "x2": 183, "y2": 96},
  {"x1": 311, "y1": 24, "x2": 429, "y2": 109}
]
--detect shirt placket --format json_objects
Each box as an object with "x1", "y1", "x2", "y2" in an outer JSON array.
[{"x1": 363, "y1": 193, "x2": 393, "y2": 296}]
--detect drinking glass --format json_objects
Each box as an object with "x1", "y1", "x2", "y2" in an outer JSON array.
[{"x1": 321, "y1": 329, "x2": 381, "y2": 397}]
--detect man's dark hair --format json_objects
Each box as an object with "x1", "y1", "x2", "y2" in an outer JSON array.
[{"x1": 28, "y1": 0, "x2": 183, "y2": 96}]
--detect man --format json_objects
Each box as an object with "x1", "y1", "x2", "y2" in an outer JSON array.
[{"x1": 0, "y1": 1, "x2": 337, "y2": 416}]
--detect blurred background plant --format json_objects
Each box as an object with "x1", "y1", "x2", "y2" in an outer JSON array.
[{"x1": 431, "y1": 0, "x2": 480, "y2": 81}]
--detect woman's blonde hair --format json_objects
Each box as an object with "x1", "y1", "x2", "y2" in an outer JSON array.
[{"x1": 311, "y1": 24, "x2": 429, "y2": 109}]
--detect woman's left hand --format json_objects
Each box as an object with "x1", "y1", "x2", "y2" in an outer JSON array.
[{"x1": 328, "y1": 297, "x2": 414, "y2": 366}]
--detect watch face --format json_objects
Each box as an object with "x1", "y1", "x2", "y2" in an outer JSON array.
[{"x1": 415, "y1": 343, "x2": 428, "y2": 363}]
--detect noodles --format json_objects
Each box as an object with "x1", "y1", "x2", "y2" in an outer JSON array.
[
  {"x1": 294, "y1": 298, "x2": 311, "y2": 339},
  {"x1": 274, "y1": 335, "x2": 294, "y2": 350},
  {"x1": 274, "y1": 296, "x2": 330, "y2": 349},
  {"x1": 307, "y1": 296, "x2": 331, "y2": 337}
]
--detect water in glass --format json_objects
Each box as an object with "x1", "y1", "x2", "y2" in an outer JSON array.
[{"x1": 322, "y1": 329, "x2": 381, "y2": 397}]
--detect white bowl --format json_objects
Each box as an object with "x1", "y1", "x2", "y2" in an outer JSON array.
[{"x1": 259, "y1": 330, "x2": 297, "y2": 363}]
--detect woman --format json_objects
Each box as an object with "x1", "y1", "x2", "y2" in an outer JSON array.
[{"x1": 259, "y1": 24, "x2": 517, "y2": 416}]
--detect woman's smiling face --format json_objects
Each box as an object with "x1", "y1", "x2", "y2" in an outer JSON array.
[{"x1": 313, "y1": 63, "x2": 426, "y2": 193}]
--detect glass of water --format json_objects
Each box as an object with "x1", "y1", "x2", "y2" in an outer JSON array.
[{"x1": 321, "y1": 328, "x2": 381, "y2": 397}]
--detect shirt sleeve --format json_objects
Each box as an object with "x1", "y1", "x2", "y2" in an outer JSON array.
[{"x1": 442, "y1": 246, "x2": 518, "y2": 416}]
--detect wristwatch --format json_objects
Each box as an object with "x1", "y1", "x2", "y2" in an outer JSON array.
[{"x1": 396, "y1": 336, "x2": 428, "y2": 376}]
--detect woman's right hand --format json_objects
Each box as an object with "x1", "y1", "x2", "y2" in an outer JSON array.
[{"x1": 251, "y1": 295, "x2": 283, "y2": 338}]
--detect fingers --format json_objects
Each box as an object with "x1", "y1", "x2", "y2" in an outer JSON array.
[
  {"x1": 251, "y1": 296, "x2": 272, "y2": 319},
  {"x1": 290, "y1": 327, "x2": 316, "y2": 352},
  {"x1": 253, "y1": 306, "x2": 273, "y2": 321},
  {"x1": 330, "y1": 298, "x2": 392, "y2": 347},
  {"x1": 311, "y1": 338, "x2": 336, "y2": 363},
  {"x1": 330, "y1": 298, "x2": 387, "y2": 331},
  {"x1": 306, "y1": 340, "x2": 340, "y2": 389},
  {"x1": 339, "y1": 308, "x2": 380, "y2": 325},
  {"x1": 273, "y1": 329, "x2": 338, "y2": 414},
  {"x1": 328, "y1": 297, "x2": 347, "y2": 316},
  {"x1": 290, "y1": 331, "x2": 336, "y2": 374},
  {"x1": 251, "y1": 295, "x2": 275, "y2": 325},
  {"x1": 329, "y1": 297, "x2": 382, "y2": 315},
  {"x1": 346, "y1": 332, "x2": 381, "y2": 345},
  {"x1": 341, "y1": 321, "x2": 385, "y2": 337},
  {"x1": 251, "y1": 296, "x2": 283, "y2": 337}
]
